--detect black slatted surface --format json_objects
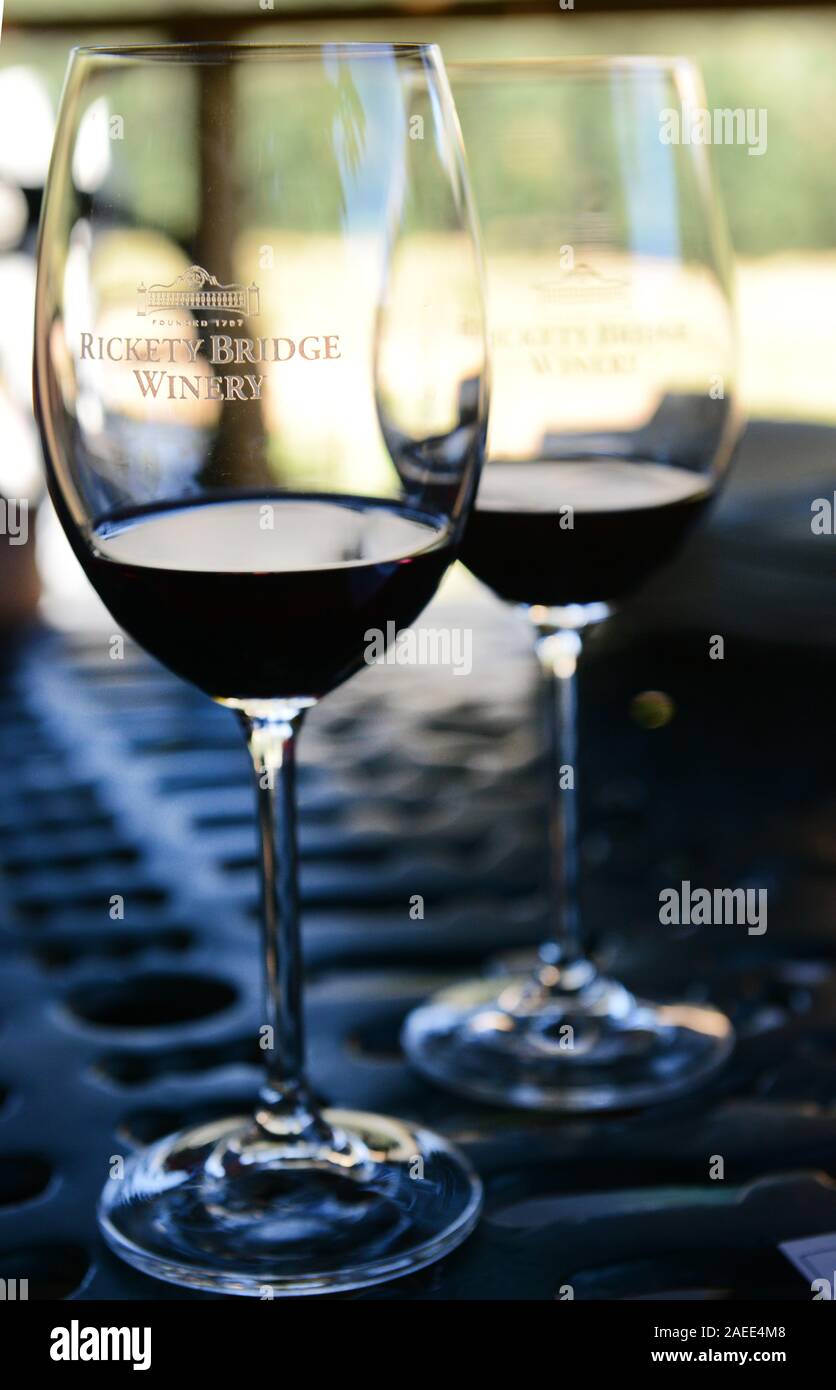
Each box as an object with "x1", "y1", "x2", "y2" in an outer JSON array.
[{"x1": 1, "y1": 420, "x2": 836, "y2": 1301}]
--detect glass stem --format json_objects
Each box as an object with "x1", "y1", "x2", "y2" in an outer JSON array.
[
  {"x1": 237, "y1": 702, "x2": 321, "y2": 1138},
  {"x1": 534, "y1": 626, "x2": 590, "y2": 976}
]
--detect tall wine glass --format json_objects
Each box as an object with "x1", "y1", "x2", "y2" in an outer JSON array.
[
  {"x1": 403, "y1": 58, "x2": 741, "y2": 1110},
  {"x1": 35, "y1": 42, "x2": 487, "y2": 1295}
]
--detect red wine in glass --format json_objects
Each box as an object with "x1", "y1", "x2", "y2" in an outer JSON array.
[{"x1": 85, "y1": 494, "x2": 453, "y2": 700}]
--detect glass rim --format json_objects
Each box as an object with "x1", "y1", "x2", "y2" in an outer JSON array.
[
  {"x1": 70, "y1": 40, "x2": 440, "y2": 62},
  {"x1": 448, "y1": 55, "x2": 698, "y2": 76}
]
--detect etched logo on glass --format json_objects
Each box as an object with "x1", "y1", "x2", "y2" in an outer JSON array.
[{"x1": 137, "y1": 264, "x2": 261, "y2": 318}]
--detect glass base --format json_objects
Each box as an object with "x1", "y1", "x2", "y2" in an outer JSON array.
[
  {"x1": 98, "y1": 1109, "x2": 482, "y2": 1296},
  {"x1": 403, "y1": 969, "x2": 734, "y2": 1112}
]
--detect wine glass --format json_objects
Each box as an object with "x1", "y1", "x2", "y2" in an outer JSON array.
[
  {"x1": 34, "y1": 42, "x2": 488, "y2": 1295},
  {"x1": 403, "y1": 57, "x2": 742, "y2": 1111}
]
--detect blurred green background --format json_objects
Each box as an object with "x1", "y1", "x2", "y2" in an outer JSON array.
[{"x1": 1, "y1": 5, "x2": 835, "y2": 423}]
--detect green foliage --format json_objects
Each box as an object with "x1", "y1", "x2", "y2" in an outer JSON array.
[{"x1": 3, "y1": 10, "x2": 836, "y2": 255}]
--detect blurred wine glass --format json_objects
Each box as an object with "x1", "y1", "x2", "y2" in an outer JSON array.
[{"x1": 404, "y1": 57, "x2": 742, "y2": 1111}]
